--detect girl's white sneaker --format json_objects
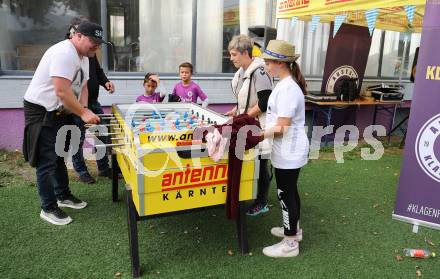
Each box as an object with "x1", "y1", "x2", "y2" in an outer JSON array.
[
  {"x1": 262, "y1": 239, "x2": 299, "y2": 258},
  {"x1": 270, "y1": 227, "x2": 303, "y2": 242}
]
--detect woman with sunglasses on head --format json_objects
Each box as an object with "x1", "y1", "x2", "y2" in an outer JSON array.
[{"x1": 227, "y1": 35, "x2": 274, "y2": 217}]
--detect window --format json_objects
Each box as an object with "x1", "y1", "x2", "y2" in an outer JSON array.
[
  {"x1": 1, "y1": 0, "x2": 274, "y2": 74},
  {"x1": 196, "y1": 0, "x2": 237, "y2": 74},
  {"x1": 196, "y1": 0, "x2": 271, "y2": 73},
  {"x1": 277, "y1": 19, "x2": 421, "y2": 80},
  {"x1": 108, "y1": 0, "x2": 273, "y2": 73},
  {"x1": 364, "y1": 29, "x2": 382, "y2": 77},
  {"x1": 0, "y1": 0, "x2": 100, "y2": 72},
  {"x1": 276, "y1": 19, "x2": 330, "y2": 76},
  {"x1": 107, "y1": 0, "x2": 139, "y2": 72},
  {"x1": 136, "y1": 0, "x2": 192, "y2": 73},
  {"x1": 407, "y1": 33, "x2": 421, "y2": 77},
  {"x1": 0, "y1": 0, "x2": 422, "y2": 77},
  {"x1": 381, "y1": 31, "x2": 421, "y2": 78},
  {"x1": 109, "y1": 15, "x2": 125, "y2": 47}
]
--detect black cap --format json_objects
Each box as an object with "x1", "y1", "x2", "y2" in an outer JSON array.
[{"x1": 76, "y1": 21, "x2": 106, "y2": 44}]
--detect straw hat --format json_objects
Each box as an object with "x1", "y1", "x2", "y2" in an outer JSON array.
[{"x1": 260, "y1": 40, "x2": 300, "y2": 62}]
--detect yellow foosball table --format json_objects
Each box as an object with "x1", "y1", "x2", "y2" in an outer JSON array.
[{"x1": 100, "y1": 103, "x2": 260, "y2": 277}]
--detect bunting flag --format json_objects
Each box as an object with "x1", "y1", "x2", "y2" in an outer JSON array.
[
  {"x1": 276, "y1": 0, "x2": 426, "y2": 33},
  {"x1": 290, "y1": 16, "x2": 298, "y2": 29},
  {"x1": 310, "y1": 15, "x2": 320, "y2": 33},
  {"x1": 333, "y1": 14, "x2": 347, "y2": 38},
  {"x1": 365, "y1": 8, "x2": 378, "y2": 36},
  {"x1": 404, "y1": 5, "x2": 416, "y2": 25}
]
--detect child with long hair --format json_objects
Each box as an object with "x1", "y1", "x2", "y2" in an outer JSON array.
[{"x1": 259, "y1": 40, "x2": 309, "y2": 258}]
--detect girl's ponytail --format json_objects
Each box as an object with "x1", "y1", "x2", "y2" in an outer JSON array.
[{"x1": 289, "y1": 61, "x2": 307, "y2": 95}]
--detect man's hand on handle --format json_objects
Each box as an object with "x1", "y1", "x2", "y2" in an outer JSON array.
[
  {"x1": 81, "y1": 108, "x2": 100, "y2": 124},
  {"x1": 105, "y1": 81, "x2": 115, "y2": 94}
]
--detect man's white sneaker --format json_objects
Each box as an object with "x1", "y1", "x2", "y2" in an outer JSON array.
[
  {"x1": 40, "y1": 208, "x2": 72, "y2": 225},
  {"x1": 262, "y1": 239, "x2": 299, "y2": 258},
  {"x1": 270, "y1": 227, "x2": 303, "y2": 241},
  {"x1": 57, "y1": 194, "x2": 87, "y2": 209}
]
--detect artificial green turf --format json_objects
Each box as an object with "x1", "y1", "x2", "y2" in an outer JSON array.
[{"x1": 1, "y1": 155, "x2": 439, "y2": 279}]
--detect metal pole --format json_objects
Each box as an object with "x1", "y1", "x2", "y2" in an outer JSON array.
[
  {"x1": 126, "y1": 186, "x2": 141, "y2": 277},
  {"x1": 111, "y1": 153, "x2": 119, "y2": 202},
  {"x1": 267, "y1": 0, "x2": 274, "y2": 27},
  {"x1": 191, "y1": 0, "x2": 197, "y2": 73},
  {"x1": 377, "y1": 30, "x2": 385, "y2": 77},
  {"x1": 398, "y1": 33, "x2": 409, "y2": 86},
  {"x1": 100, "y1": 0, "x2": 109, "y2": 72}
]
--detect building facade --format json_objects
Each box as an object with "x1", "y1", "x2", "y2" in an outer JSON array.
[{"x1": 0, "y1": 0, "x2": 418, "y2": 150}]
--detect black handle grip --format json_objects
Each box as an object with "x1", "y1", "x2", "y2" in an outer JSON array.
[{"x1": 177, "y1": 148, "x2": 207, "y2": 159}]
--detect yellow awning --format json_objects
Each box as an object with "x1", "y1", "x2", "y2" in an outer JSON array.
[{"x1": 276, "y1": 0, "x2": 425, "y2": 33}]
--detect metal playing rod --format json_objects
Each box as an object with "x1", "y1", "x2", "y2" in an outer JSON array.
[
  {"x1": 121, "y1": 111, "x2": 190, "y2": 117},
  {"x1": 113, "y1": 113, "x2": 199, "y2": 118},
  {"x1": 85, "y1": 123, "x2": 120, "y2": 127},
  {"x1": 135, "y1": 118, "x2": 201, "y2": 123},
  {"x1": 126, "y1": 109, "x2": 188, "y2": 113},
  {"x1": 121, "y1": 108, "x2": 183, "y2": 113},
  {"x1": 95, "y1": 143, "x2": 131, "y2": 148},
  {"x1": 85, "y1": 132, "x2": 119, "y2": 136}
]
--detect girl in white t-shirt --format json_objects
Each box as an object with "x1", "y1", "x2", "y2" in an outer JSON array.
[{"x1": 259, "y1": 40, "x2": 309, "y2": 258}]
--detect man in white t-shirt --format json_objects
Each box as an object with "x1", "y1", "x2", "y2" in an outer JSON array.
[{"x1": 23, "y1": 21, "x2": 104, "y2": 226}]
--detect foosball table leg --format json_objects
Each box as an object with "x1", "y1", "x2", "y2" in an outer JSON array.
[
  {"x1": 236, "y1": 201, "x2": 249, "y2": 254},
  {"x1": 111, "y1": 153, "x2": 119, "y2": 202},
  {"x1": 126, "y1": 186, "x2": 141, "y2": 277}
]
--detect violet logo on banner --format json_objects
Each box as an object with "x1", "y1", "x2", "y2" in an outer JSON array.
[
  {"x1": 415, "y1": 114, "x2": 440, "y2": 183},
  {"x1": 393, "y1": 1, "x2": 440, "y2": 231}
]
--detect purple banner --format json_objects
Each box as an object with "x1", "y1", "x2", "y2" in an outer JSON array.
[{"x1": 393, "y1": 1, "x2": 440, "y2": 229}]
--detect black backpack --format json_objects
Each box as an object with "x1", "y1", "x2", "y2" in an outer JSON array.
[{"x1": 337, "y1": 78, "x2": 359, "y2": 102}]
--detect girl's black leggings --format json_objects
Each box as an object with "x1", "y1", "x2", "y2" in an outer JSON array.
[{"x1": 274, "y1": 167, "x2": 301, "y2": 236}]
